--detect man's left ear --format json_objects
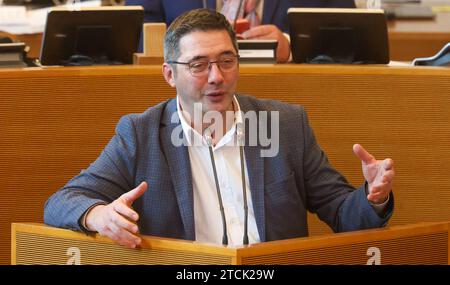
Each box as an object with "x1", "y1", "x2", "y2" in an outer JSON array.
[{"x1": 162, "y1": 63, "x2": 176, "y2": 87}]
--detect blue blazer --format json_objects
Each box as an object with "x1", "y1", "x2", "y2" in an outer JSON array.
[
  {"x1": 44, "y1": 95, "x2": 393, "y2": 242},
  {"x1": 126, "y1": 0, "x2": 356, "y2": 33}
]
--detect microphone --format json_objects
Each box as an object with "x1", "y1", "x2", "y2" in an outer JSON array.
[
  {"x1": 236, "y1": 122, "x2": 249, "y2": 245},
  {"x1": 233, "y1": 0, "x2": 245, "y2": 31},
  {"x1": 204, "y1": 127, "x2": 229, "y2": 245}
]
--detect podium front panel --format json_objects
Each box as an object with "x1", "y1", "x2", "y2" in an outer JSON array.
[{"x1": 12, "y1": 224, "x2": 234, "y2": 265}]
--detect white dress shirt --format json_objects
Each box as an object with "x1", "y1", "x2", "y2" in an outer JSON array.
[{"x1": 177, "y1": 96, "x2": 261, "y2": 246}]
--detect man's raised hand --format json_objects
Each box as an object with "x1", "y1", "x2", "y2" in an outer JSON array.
[{"x1": 353, "y1": 144, "x2": 395, "y2": 204}]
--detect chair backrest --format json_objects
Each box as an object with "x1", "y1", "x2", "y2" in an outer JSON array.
[{"x1": 142, "y1": 23, "x2": 166, "y2": 64}]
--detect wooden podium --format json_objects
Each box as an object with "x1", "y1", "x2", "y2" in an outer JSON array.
[
  {"x1": 11, "y1": 222, "x2": 449, "y2": 265},
  {"x1": 2, "y1": 65, "x2": 450, "y2": 265}
]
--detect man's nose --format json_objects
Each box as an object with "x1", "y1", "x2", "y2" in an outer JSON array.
[{"x1": 208, "y1": 62, "x2": 224, "y2": 84}]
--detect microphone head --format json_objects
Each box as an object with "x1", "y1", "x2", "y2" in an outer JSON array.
[{"x1": 204, "y1": 127, "x2": 213, "y2": 147}]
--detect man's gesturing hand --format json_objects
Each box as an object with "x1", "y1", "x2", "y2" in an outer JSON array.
[
  {"x1": 353, "y1": 144, "x2": 395, "y2": 204},
  {"x1": 85, "y1": 182, "x2": 148, "y2": 248}
]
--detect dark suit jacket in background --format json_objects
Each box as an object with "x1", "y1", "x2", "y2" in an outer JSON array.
[
  {"x1": 126, "y1": 0, "x2": 356, "y2": 32},
  {"x1": 44, "y1": 95, "x2": 393, "y2": 242}
]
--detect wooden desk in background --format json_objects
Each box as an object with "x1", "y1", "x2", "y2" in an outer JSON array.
[
  {"x1": 1, "y1": 64, "x2": 450, "y2": 265},
  {"x1": 1, "y1": 12, "x2": 450, "y2": 61},
  {"x1": 12, "y1": 222, "x2": 450, "y2": 264},
  {"x1": 388, "y1": 12, "x2": 450, "y2": 61}
]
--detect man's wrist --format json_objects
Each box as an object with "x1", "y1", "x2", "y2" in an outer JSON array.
[
  {"x1": 369, "y1": 194, "x2": 390, "y2": 206},
  {"x1": 83, "y1": 204, "x2": 106, "y2": 232},
  {"x1": 370, "y1": 195, "x2": 389, "y2": 205}
]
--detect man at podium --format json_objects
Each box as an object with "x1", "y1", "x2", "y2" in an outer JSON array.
[{"x1": 44, "y1": 9, "x2": 394, "y2": 249}]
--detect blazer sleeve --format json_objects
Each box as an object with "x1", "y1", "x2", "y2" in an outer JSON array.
[
  {"x1": 299, "y1": 108, "x2": 393, "y2": 232},
  {"x1": 43, "y1": 115, "x2": 139, "y2": 231}
]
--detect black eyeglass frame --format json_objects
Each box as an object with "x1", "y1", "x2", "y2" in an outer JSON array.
[{"x1": 166, "y1": 54, "x2": 240, "y2": 76}]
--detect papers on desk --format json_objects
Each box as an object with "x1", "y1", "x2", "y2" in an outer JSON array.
[
  {"x1": 421, "y1": 0, "x2": 450, "y2": 5},
  {"x1": 0, "y1": 6, "x2": 48, "y2": 34},
  {"x1": 0, "y1": 1, "x2": 102, "y2": 35},
  {"x1": 384, "y1": 5, "x2": 436, "y2": 19},
  {"x1": 432, "y1": 5, "x2": 450, "y2": 12},
  {"x1": 388, "y1": 60, "x2": 414, "y2": 66},
  {"x1": 0, "y1": 6, "x2": 27, "y2": 26}
]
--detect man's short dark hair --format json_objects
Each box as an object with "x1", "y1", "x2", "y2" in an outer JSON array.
[{"x1": 164, "y1": 8, "x2": 238, "y2": 62}]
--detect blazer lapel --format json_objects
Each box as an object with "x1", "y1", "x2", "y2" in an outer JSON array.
[
  {"x1": 262, "y1": 0, "x2": 279, "y2": 25},
  {"x1": 238, "y1": 96, "x2": 266, "y2": 242},
  {"x1": 160, "y1": 99, "x2": 195, "y2": 240}
]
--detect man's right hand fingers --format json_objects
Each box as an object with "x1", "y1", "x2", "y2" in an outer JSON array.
[
  {"x1": 105, "y1": 221, "x2": 142, "y2": 248},
  {"x1": 110, "y1": 206, "x2": 139, "y2": 234},
  {"x1": 114, "y1": 202, "x2": 139, "y2": 222},
  {"x1": 93, "y1": 182, "x2": 148, "y2": 248},
  {"x1": 353, "y1": 144, "x2": 376, "y2": 165},
  {"x1": 121, "y1": 181, "x2": 148, "y2": 207}
]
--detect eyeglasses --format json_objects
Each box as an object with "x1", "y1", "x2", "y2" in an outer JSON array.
[{"x1": 167, "y1": 55, "x2": 239, "y2": 77}]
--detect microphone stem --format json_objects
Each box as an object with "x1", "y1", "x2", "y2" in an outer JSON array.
[
  {"x1": 239, "y1": 145, "x2": 249, "y2": 245},
  {"x1": 208, "y1": 146, "x2": 228, "y2": 246}
]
